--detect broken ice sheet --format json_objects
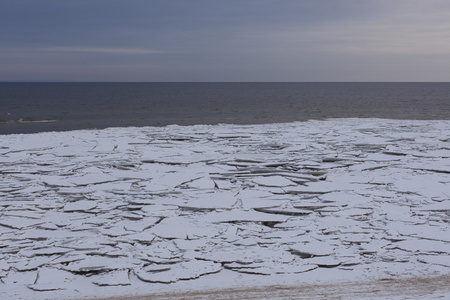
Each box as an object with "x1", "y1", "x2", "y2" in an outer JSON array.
[
  {"x1": 27, "y1": 268, "x2": 79, "y2": 291},
  {"x1": 177, "y1": 191, "x2": 237, "y2": 211},
  {"x1": 2, "y1": 269, "x2": 38, "y2": 288},
  {"x1": 417, "y1": 255, "x2": 450, "y2": 267},
  {"x1": 307, "y1": 256, "x2": 342, "y2": 268},
  {"x1": 92, "y1": 269, "x2": 131, "y2": 286},
  {"x1": 319, "y1": 191, "x2": 372, "y2": 206},
  {"x1": 356, "y1": 240, "x2": 391, "y2": 255},
  {"x1": 141, "y1": 240, "x2": 182, "y2": 260},
  {"x1": 112, "y1": 217, "x2": 161, "y2": 232},
  {"x1": 253, "y1": 201, "x2": 313, "y2": 216},
  {"x1": 335, "y1": 208, "x2": 373, "y2": 219},
  {"x1": 201, "y1": 210, "x2": 290, "y2": 224},
  {"x1": 20, "y1": 247, "x2": 73, "y2": 258},
  {"x1": 0, "y1": 260, "x2": 9, "y2": 278},
  {"x1": 179, "y1": 176, "x2": 217, "y2": 189},
  {"x1": 0, "y1": 216, "x2": 45, "y2": 229},
  {"x1": 390, "y1": 175, "x2": 450, "y2": 198},
  {"x1": 3, "y1": 210, "x2": 44, "y2": 220},
  {"x1": 414, "y1": 202, "x2": 450, "y2": 212},
  {"x1": 147, "y1": 216, "x2": 224, "y2": 239},
  {"x1": 62, "y1": 257, "x2": 138, "y2": 274},
  {"x1": 289, "y1": 241, "x2": 336, "y2": 258},
  {"x1": 251, "y1": 175, "x2": 296, "y2": 187},
  {"x1": 2, "y1": 119, "x2": 450, "y2": 299},
  {"x1": 42, "y1": 176, "x2": 75, "y2": 187},
  {"x1": 225, "y1": 257, "x2": 319, "y2": 275},
  {"x1": 63, "y1": 200, "x2": 98, "y2": 212},
  {"x1": 385, "y1": 239, "x2": 450, "y2": 254},
  {"x1": 134, "y1": 260, "x2": 221, "y2": 283},
  {"x1": 198, "y1": 245, "x2": 297, "y2": 272}
]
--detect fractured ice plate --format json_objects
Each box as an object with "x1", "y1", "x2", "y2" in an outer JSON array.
[
  {"x1": 201, "y1": 210, "x2": 290, "y2": 223},
  {"x1": 289, "y1": 242, "x2": 335, "y2": 258},
  {"x1": 68, "y1": 173, "x2": 118, "y2": 186},
  {"x1": 0, "y1": 216, "x2": 45, "y2": 229},
  {"x1": 134, "y1": 260, "x2": 221, "y2": 283},
  {"x1": 251, "y1": 176, "x2": 297, "y2": 187},
  {"x1": 63, "y1": 200, "x2": 98, "y2": 212},
  {"x1": 253, "y1": 206, "x2": 312, "y2": 216},
  {"x1": 92, "y1": 269, "x2": 131, "y2": 286}
]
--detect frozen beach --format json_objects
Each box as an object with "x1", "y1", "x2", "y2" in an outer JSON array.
[{"x1": 1, "y1": 118, "x2": 449, "y2": 299}]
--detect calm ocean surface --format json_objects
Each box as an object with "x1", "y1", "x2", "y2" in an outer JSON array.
[{"x1": 1, "y1": 82, "x2": 450, "y2": 134}]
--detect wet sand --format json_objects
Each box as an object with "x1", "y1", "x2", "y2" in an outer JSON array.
[{"x1": 93, "y1": 274, "x2": 450, "y2": 299}]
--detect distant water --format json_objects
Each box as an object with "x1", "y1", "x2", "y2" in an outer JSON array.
[{"x1": 1, "y1": 82, "x2": 450, "y2": 134}]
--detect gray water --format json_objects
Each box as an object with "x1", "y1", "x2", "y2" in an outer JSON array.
[{"x1": 1, "y1": 82, "x2": 450, "y2": 134}]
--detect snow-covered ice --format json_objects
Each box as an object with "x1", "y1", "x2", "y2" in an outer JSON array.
[{"x1": 0, "y1": 118, "x2": 449, "y2": 299}]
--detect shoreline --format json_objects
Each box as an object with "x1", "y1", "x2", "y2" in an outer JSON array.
[
  {"x1": 91, "y1": 274, "x2": 450, "y2": 300},
  {"x1": 2, "y1": 116, "x2": 450, "y2": 136}
]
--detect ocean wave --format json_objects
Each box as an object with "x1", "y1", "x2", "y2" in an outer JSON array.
[{"x1": 0, "y1": 118, "x2": 59, "y2": 124}]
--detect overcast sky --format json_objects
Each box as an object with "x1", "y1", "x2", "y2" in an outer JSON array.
[{"x1": 1, "y1": 0, "x2": 450, "y2": 82}]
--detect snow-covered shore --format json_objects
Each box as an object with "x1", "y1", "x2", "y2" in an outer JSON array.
[{"x1": 1, "y1": 118, "x2": 449, "y2": 299}]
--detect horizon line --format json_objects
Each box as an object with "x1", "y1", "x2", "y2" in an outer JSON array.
[{"x1": 1, "y1": 81, "x2": 450, "y2": 83}]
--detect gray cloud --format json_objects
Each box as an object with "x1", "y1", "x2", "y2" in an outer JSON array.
[{"x1": 1, "y1": 0, "x2": 450, "y2": 81}]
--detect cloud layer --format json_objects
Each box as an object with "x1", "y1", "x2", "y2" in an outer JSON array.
[{"x1": 1, "y1": 0, "x2": 450, "y2": 81}]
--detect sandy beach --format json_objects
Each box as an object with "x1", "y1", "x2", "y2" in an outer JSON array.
[{"x1": 98, "y1": 274, "x2": 450, "y2": 299}]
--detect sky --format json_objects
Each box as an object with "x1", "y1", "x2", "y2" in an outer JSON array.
[{"x1": 1, "y1": 0, "x2": 450, "y2": 82}]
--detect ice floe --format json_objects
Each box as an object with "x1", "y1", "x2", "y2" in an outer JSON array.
[{"x1": 0, "y1": 118, "x2": 449, "y2": 299}]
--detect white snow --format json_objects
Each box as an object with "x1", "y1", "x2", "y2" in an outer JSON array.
[{"x1": 0, "y1": 118, "x2": 449, "y2": 299}]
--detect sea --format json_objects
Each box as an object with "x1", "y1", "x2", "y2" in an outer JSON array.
[{"x1": 1, "y1": 82, "x2": 450, "y2": 135}]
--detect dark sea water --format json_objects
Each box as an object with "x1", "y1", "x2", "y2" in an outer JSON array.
[{"x1": 1, "y1": 82, "x2": 450, "y2": 134}]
